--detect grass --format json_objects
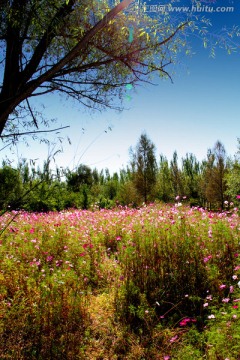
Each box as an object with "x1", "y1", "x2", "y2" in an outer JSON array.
[{"x1": 0, "y1": 203, "x2": 240, "y2": 359}]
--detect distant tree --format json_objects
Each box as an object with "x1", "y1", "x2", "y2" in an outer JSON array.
[
  {"x1": 118, "y1": 180, "x2": 140, "y2": 206},
  {"x1": 130, "y1": 133, "x2": 157, "y2": 203},
  {"x1": 170, "y1": 151, "x2": 184, "y2": 197},
  {"x1": 225, "y1": 160, "x2": 240, "y2": 204},
  {"x1": 0, "y1": 0, "x2": 188, "y2": 139},
  {"x1": 0, "y1": 164, "x2": 22, "y2": 210},
  {"x1": 155, "y1": 155, "x2": 173, "y2": 202},
  {"x1": 66, "y1": 164, "x2": 93, "y2": 192},
  {"x1": 203, "y1": 141, "x2": 228, "y2": 210},
  {"x1": 225, "y1": 139, "x2": 240, "y2": 204},
  {"x1": 182, "y1": 153, "x2": 201, "y2": 204},
  {"x1": 104, "y1": 172, "x2": 119, "y2": 200}
]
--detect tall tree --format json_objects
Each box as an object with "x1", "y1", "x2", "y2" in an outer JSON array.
[
  {"x1": 0, "y1": 163, "x2": 22, "y2": 210},
  {"x1": 224, "y1": 138, "x2": 240, "y2": 204},
  {"x1": 0, "y1": 0, "x2": 188, "y2": 139},
  {"x1": 66, "y1": 164, "x2": 93, "y2": 192},
  {"x1": 130, "y1": 132, "x2": 157, "y2": 203},
  {"x1": 170, "y1": 151, "x2": 183, "y2": 197},
  {"x1": 203, "y1": 141, "x2": 228, "y2": 210},
  {"x1": 182, "y1": 153, "x2": 200, "y2": 202},
  {"x1": 155, "y1": 154, "x2": 173, "y2": 202}
]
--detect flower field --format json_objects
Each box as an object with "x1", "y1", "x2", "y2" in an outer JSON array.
[{"x1": 0, "y1": 204, "x2": 240, "y2": 359}]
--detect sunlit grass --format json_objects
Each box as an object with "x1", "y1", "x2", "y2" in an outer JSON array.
[{"x1": 0, "y1": 204, "x2": 239, "y2": 359}]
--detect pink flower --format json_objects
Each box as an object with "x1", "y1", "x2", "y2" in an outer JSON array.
[
  {"x1": 164, "y1": 356, "x2": 171, "y2": 360},
  {"x1": 222, "y1": 298, "x2": 230, "y2": 303},
  {"x1": 219, "y1": 284, "x2": 226, "y2": 290},
  {"x1": 236, "y1": 195, "x2": 240, "y2": 199},
  {"x1": 203, "y1": 302, "x2": 209, "y2": 307},
  {"x1": 170, "y1": 335, "x2": 178, "y2": 343},
  {"x1": 232, "y1": 275, "x2": 238, "y2": 280}
]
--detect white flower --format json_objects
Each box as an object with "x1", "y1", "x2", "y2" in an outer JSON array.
[
  {"x1": 238, "y1": 281, "x2": 240, "y2": 288},
  {"x1": 208, "y1": 314, "x2": 215, "y2": 319},
  {"x1": 232, "y1": 275, "x2": 238, "y2": 280},
  {"x1": 175, "y1": 202, "x2": 182, "y2": 207}
]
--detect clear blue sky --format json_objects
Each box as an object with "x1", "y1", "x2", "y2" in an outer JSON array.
[{"x1": 2, "y1": 0, "x2": 240, "y2": 173}]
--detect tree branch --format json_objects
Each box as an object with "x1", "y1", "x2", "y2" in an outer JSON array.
[
  {"x1": 22, "y1": 0, "x2": 134, "y2": 94},
  {"x1": 0, "y1": 125, "x2": 70, "y2": 138}
]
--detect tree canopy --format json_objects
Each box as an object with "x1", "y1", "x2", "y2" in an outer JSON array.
[{"x1": 0, "y1": 0, "x2": 189, "y2": 139}]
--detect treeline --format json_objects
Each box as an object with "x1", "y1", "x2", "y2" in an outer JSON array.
[{"x1": 1, "y1": 133, "x2": 240, "y2": 212}]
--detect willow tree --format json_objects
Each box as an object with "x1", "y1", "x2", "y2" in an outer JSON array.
[{"x1": 0, "y1": 0, "x2": 189, "y2": 139}]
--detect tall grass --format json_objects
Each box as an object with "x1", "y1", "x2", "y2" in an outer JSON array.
[{"x1": 0, "y1": 204, "x2": 239, "y2": 359}]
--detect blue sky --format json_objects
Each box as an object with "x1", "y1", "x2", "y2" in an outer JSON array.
[{"x1": 1, "y1": 0, "x2": 240, "y2": 173}]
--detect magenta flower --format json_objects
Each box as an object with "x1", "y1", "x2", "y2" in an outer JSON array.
[
  {"x1": 204, "y1": 255, "x2": 212, "y2": 263},
  {"x1": 179, "y1": 318, "x2": 190, "y2": 326},
  {"x1": 179, "y1": 317, "x2": 196, "y2": 326},
  {"x1": 236, "y1": 195, "x2": 240, "y2": 199}
]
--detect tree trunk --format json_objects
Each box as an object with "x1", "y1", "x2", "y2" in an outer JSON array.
[{"x1": 0, "y1": 99, "x2": 15, "y2": 136}]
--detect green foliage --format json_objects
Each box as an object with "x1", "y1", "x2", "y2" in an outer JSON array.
[
  {"x1": 155, "y1": 155, "x2": 174, "y2": 202},
  {"x1": 0, "y1": 164, "x2": 23, "y2": 211},
  {"x1": 0, "y1": 137, "x2": 240, "y2": 212},
  {"x1": 225, "y1": 161, "x2": 240, "y2": 204}
]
